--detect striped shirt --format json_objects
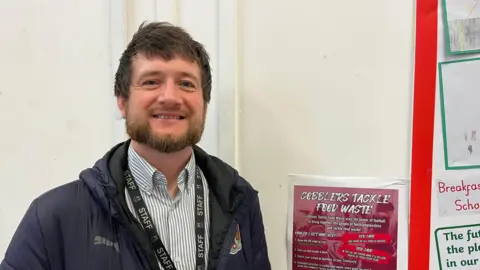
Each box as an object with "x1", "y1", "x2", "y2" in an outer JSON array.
[{"x1": 125, "y1": 145, "x2": 210, "y2": 270}]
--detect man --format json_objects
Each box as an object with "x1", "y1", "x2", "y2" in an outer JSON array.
[
  {"x1": 362, "y1": 202, "x2": 397, "y2": 269},
  {"x1": 0, "y1": 22, "x2": 271, "y2": 270}
]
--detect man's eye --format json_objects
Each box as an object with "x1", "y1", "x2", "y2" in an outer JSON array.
[
  {"x1": 143, "y1": 80, "x2": 158, "y2": 86},
  {"x1": 179, "y1": 81, "x2": 195, "y2": 88}
]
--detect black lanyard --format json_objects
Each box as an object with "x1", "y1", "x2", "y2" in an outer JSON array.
[{"x1": 124, "y1": 166, "x2": 206, "y2": 270}]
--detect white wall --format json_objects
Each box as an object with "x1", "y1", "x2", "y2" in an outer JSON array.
[
  {"x1": 0, "y1": 0, "x2": 114, "y2": 255},
  {"x1": 0, "y1": 0, "x2": 416, "y2": 269},
  {"x1": 0, "y1": 0, "x2": 235, "y2": 258},
  {"x1": 238, "y1": 1, "x2": 415, "y2": 269}
]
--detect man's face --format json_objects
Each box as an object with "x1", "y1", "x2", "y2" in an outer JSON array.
[
  {"x1": 375, "y1": 210, "x2": 393, "y2": 220},
  {"x1": 117, "y1": 54, "x2": 206, "y2": 153}
]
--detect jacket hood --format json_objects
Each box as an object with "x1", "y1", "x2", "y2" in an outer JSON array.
[
  {"x1": 78, "y1": 141, "x2": 125, "y2": 219},
  {"x1": 78, "y1": 140, "x2": 248, "y2": 220}
]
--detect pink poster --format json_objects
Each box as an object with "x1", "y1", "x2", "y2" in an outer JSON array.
[{"x1": 291, "y1": 185, "x2": 398, "y2": 270}]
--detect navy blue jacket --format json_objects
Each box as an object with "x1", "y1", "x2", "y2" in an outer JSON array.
[{"x1": 0, "y1": 141, "x2": 271, "y2": 270}]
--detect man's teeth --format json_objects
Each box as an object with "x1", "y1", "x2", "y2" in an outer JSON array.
[{"x1": 155, "y1": 115, "x2": 181, "y2": 119}]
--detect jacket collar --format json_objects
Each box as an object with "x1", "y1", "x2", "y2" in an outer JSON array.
[{"x1": 80, "y1": 139, "x2": 246, "y2": 215}]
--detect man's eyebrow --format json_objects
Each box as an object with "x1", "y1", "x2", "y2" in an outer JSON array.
[
  {"x1": 137, "y1": 70, "x2": 163, "y2": 79},
  {"x1": 179, "y1": 71, "x2": 200, "y2": 84}
]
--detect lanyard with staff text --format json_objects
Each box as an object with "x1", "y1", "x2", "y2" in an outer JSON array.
[{"x1": 124, "y1": 165, "x2": 206, "y2": 270}]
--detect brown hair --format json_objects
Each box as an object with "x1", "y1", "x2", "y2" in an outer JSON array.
[{"x1": 114, "y1": 21, "x2": 212, "y2": 103}]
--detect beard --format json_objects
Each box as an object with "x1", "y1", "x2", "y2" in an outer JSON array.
[{"x1": 125, "y1": 109, "x2": 206, "y2": 153}]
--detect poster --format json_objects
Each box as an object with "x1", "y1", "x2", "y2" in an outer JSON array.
[
  {"x1": 435, "y1": 223, "x2": 480, "y2": 268},
  {"x1": 442, "y1": 0, "x2": 480, "y2": 54},
  {"x1": 438, "y1": 58, "x2": 480, "y2": 169},
  {"x1": 286, "y1": 175, "x2": 409, "y2": 270}
]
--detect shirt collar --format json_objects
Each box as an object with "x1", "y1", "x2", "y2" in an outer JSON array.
[{"x1": 127, "y1": 145, "x2": 196, "y2": 195}]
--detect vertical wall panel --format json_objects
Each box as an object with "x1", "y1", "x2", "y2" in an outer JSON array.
[
  {"x1": 155, "y1": 0, "x2": 179, "y2": 24},
  {"x1": 110, "y1": 0, "x2": 129, "y2": 144},
  {"x1": 179, "y1": 0, "x2": 219, "y2": 157},
  {"x1": 217, "y1": 0, "x2": 238, "y2": 166},
  {"x1": 0, "y1": 0, "x2": 114, "y2": 256}
]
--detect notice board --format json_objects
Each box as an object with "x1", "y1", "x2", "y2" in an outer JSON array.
[{"x1": 410, "y1": 0, "x2": 480, "y2": 269}]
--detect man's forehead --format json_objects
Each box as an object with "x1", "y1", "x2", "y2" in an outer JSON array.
[
  {"x1": 132, "y1": 52, "x2": 198, "y2": 65},
  {"x1": 132, "y1": 54, "x2": 201, "y2": 76}
]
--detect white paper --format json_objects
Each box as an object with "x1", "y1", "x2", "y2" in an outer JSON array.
[
  {"x1": 439, "y1": 58, "x2": 480, "y2": 168},
  {"x1": 434, "y1": 224, "x2": 480, "y2": 269},
  {"x1": 436, "y1": 173, "x2": 480, "y2": 217}
]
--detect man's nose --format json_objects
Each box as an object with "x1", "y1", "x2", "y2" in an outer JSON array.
[{"x1": 157, "y1": 79, "x2": 181, "y2": 105}]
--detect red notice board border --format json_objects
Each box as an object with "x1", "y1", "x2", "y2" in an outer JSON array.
[{"x1": 408, "y1": 0, "x2": 438, "y2": 268}]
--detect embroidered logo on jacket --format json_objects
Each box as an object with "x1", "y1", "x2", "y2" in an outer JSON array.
[
  {"x1": 230, "y1": 224, "x2": 242, "y2": 255},
  {"x1": 93, "y1": 236, "x2": 119, "y2": 252}
]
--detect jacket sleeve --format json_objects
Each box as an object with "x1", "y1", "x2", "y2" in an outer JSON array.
[
  {"x1": 0, "y1": 199, "x2": 49, "y2": 270},
  {"x1": 250, "y1": 193, "x2": 271, "y2": 270}
]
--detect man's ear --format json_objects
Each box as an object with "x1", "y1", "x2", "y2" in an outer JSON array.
[{"x1": 117, "y1": 97, "x2": 127, "y2": 118}]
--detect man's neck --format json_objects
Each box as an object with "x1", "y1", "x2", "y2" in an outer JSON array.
[{"x1": 130, "y1": 140, "x2": 193, "y2": 182}]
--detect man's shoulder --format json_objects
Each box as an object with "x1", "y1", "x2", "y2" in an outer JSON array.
[
  {"x1": 34, "y1": 180, "x2": 92, "y2": 221},
  {"x1": 206, "y1": 154, "x2": 256, "y2": 192},
  {"x1": 36, "y1": 179, "x2": 85, "y2": 202}
]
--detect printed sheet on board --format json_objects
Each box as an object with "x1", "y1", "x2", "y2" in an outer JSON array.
[
  {"x1": 286, "y1": 175, "x2": 409, "y2": 270},
  {"x1": 432, "y1": 0, "x2": 480, "y2": 268},
  {"x1": 442, "y1": 0, "x2": 480, "y2": 54}
]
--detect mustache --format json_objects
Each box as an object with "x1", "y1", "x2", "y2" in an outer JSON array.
[{"x1": 148, "y1": 107, "x2": 189, "y2": 115}]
